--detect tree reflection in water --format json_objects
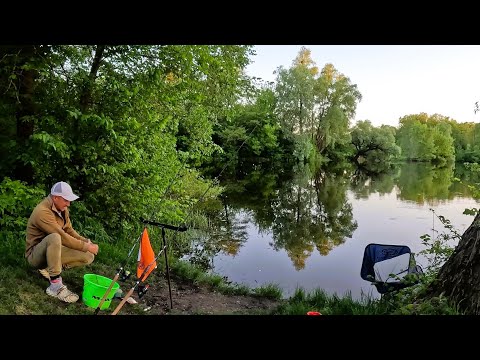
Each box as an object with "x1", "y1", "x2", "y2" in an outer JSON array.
[{"x1": 187, "y1": 164, "x2": 358, "y2": 271}]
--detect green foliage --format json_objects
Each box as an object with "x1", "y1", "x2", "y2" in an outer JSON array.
[
  {"x1": 393, "y1": 293, "x2": 461, "y2": 315},
  {"x1": 350, "y1": 120, "x2": 401, "y2": 166},
  {"x1": 292, "y1": 134, "x2": 318, "y2": 163},
  {"x1": 379, "y1": 272, "x2": 461, "y2": 315},
  {"x1": 0, "y1": 178, "x2": 45, "y2": 232},
  {"x1": 419, "y1": 209, "x2": 461, "y2": 274},
  {"x1": 0, "y1": 45, "x2": 255, "y2": 235},
  {"x1": 274, "y1": 53, "x2": 362, "y2": 159},
  {"x1": 448, "y1": 120, "x2": 480, "y2": 163},
  {"x1": 0, "y1": 179, "x2": 46, "y2": 266},
  {"x1": 396, "y1": 113, "x2": 455, "y2": 163},
  {"x1": 206, "y1": 88, "x2": 295, "y2": 175}
]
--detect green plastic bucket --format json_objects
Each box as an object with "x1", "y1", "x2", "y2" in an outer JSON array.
[{"x1": 82, "y1": 274, "x2": 120, "y2": 310}]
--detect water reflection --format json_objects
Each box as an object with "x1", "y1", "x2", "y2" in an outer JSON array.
[
  {"x1": 350, "y1": 167, "x2": 398, "y2": 198},
  {"x1": 191, "y1": 164, "x2": 358, "y2": 269},
  {"x1": 187, "y1": 162, "x2": 479, "y2": 298}
]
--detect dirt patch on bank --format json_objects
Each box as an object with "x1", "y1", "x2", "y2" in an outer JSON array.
[{"x1": 109, "y1": 273, "x2": 282, "y2": 316}]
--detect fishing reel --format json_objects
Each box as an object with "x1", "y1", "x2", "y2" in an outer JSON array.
[
  {"x1": 118, "y1": 269, "x2": 132, "y2": 282},
  {"x1": 136, "y1": 284, "x2": 150, "y2": 299}
]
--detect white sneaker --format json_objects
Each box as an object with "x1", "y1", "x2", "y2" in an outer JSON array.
[{"x1": 46, "y1": 285, "x2": 79, "y2": 303}]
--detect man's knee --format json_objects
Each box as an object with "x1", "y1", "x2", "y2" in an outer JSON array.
[
  {"x1": 77, "y1": 252, "x2": 95, "y2": 266},
  {"x1": 62, "y1": 249, "x2": 95, "y2": 269},
  {"x1": 45, "y1": 233, "x2": 62, "y2": 246}
]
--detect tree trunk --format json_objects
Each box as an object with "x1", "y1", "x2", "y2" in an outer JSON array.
[
  {"x1": 13, "y1": 46, "x2": 39, "y2": 184},
  {"x1": 74, "y1": 45, "x2": 105, "y2": 193},
  {"x1": 426, "y1": 211, "x2": 480, "y2": 314}
]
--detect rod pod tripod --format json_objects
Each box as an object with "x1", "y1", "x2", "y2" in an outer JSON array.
[{"x1": 110, "y1": 219, "x2": 187, "y2": 315}]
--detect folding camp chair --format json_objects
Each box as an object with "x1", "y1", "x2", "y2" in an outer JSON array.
[{"x1": 360, "y1": 243, "x2": 424, "y2": 295}]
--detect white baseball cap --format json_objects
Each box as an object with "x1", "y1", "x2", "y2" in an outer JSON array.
[{"x1": 50, "y1": 181, "x2": 79, "y2": 201}]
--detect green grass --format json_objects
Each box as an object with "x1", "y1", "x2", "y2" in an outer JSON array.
[{"x1": 272, "y1": 288, "x2": 391, "y2": 315}]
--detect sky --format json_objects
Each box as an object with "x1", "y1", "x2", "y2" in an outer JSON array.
[{"x1": 245, "y1": 45, "x2": 480, "y2": 127}]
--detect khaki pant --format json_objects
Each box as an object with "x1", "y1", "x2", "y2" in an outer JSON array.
[{"x1": 27, "y1": 233, "x2": 95, "y2": 277}]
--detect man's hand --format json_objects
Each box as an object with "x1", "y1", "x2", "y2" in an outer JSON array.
[{"x1": 88, "y1": 242, "x2": 99, "y2": 255}]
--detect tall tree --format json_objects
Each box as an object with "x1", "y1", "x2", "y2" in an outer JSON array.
[
  {"x1": 313, "y1": 63, "x2": 362, "y2": 154},
  {"x1": 350, "y1": 120, "x2": 401, "y2": 166},
  {"x1": 274, "y1": 48, "x2": 361, "y2": 162},
  {"x1": 274, "y1": 47, "x2": 317, "y2": 137},
  {"x1": 425, "y1": 211, "x2": 480, "y2": 314},
  {"x1": 0, "y1": 45, "x2": 52, "y2": 183},
  {"x1": 396, "y1": 113, "x2": 455, "y2": 162}
]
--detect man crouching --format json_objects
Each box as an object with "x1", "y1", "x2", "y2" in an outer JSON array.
[{"x1": 25, "y1": 181, "x2": 99, "y2": 303}]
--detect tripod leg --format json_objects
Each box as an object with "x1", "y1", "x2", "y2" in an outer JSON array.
[{"x1": 162, "y1": 228, "x2": 173, "y2": 309}]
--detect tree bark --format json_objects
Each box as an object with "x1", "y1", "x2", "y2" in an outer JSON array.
[
  {"x1": 12, "y1": 46, "x2": 39, "y2": 184},
  {"x1": 74, "y1": 45, "x2": 105, "y2": 193},
  {"x1": 426, "y1": 211, "x2": 480, "y2": 314},
  {"x1": 79, "y1": 45, "x2": 105, "y2": 113}
]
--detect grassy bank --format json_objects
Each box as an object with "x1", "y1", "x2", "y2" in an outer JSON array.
[{"x1": 0, "y1": 244, "x2": 462, "y2": 315}]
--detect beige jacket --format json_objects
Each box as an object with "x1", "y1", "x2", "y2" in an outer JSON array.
[{"x1": 25, "y1": 195, "x2": 89, "y2": 258}]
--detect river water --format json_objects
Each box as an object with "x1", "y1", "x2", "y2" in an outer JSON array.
[{"x1": 190, "y1": 162, "x2": 479, "y2": 300}]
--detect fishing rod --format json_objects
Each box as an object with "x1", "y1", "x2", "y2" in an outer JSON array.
[
  {"x1": 93, "y1": 231, "x2": 142, "y2": 315},
  {"x1": 140, "y1": 218, "x2": 188, "y2": 232},
  {"x1": 110, "y1": 221, "x2": 187, "y2": 315},
  {"x1": 110, "y1": 255, "x2": 161, "y2": 315}
]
